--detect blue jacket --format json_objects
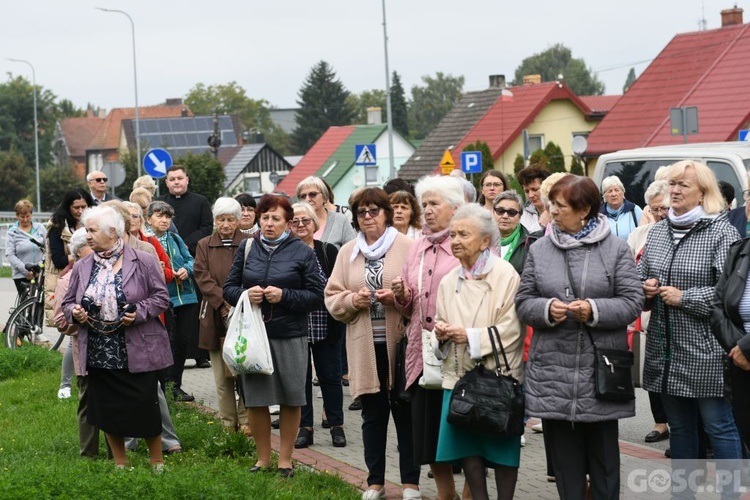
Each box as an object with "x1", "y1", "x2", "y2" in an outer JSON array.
[
  {"x1": 62, "y1": 245, "x2": 173, "y2": 374},
  {"x1": 158, "y1": 231, "x2": 198, "y2": 307},
  {"x1": 223, "y1": 234, "x2": 325, "y2": 339},
  {"x1": 600, "y1": 199, "x2": 642, "y2": 240}
]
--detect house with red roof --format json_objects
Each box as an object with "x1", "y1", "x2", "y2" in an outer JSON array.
[
  {"x1": 399, "y1": 76, "x2": 615, "y2": 181},
  {"x1": 584, "y1": 7, "x2": 750, "y2": 166},
  {"x1": 275, "y1": 120, "x2": 413, "y2": 203}
]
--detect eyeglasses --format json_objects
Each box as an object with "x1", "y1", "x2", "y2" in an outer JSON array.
[
  {"x1": 483, "y1": 182, "x2": 504, "y2": 189},
  {"x1": 130, "y1": 214, "x2": 141, "y2": 219},
  {"x1": 743, "y1": 190, "x2": 750, "y2": 201},
  {"x1": 356, "y1": 207, "x2": 382, "y2": 219},
  {"x1": 493, "y1": 207, "x2": 520, "y2": 217},
  {"x1": 91, "y1": 177, "x2": 108, "y2": 183},
  {"x1": 650, "y1": 206, "x2": 669, "y2": 215},
  {"x1": 299, "y1": 191, "x2": 320, "y2": 200},
  {"x1": 292, "y1": 218, "x2": 312, "y2": 226}
]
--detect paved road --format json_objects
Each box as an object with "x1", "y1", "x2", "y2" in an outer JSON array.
[{"x1": 0, "y1": 277, "x2": 673, "y2": 499}]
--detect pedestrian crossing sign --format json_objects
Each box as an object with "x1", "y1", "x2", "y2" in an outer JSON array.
[{"x1": 355, "y1": 144, "x2": 377, "y2": 166}]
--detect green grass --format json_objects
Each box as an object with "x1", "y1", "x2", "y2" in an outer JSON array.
[
  {"x1": 0, "y1": 345, "x2": 359, "y2": 499},
  {"x1": 0, "y1": 267, "x2": 11, "y2": 279}
]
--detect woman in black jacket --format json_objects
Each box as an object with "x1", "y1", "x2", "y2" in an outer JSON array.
[
  {"x1": 223, "y1": 194, "x2": 325, "y2": 478},
  {"x1": 710, "y1": 237, "x2": 750, "y2": 450},
  {"x1": 289, "y1": 202, "x2": 346, "y2": 449}
]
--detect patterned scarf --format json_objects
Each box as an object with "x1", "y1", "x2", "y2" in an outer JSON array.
[
  {"x1": 461, "y1": 248, "x2": 492, "y2": 280},
  {"x1": 84, "y1": 238, "x2": 124, "y2": 321},
  {"x1": 572, "y1": 217, "x2": 598, "y2": 240},
  {"x1": 500, "y1": 225, "x2": 522, "y2": 261}
]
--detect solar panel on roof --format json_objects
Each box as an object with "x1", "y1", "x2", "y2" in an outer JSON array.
[{"x1": 183, "y1": 120, "x2": 196, "y2": 132}]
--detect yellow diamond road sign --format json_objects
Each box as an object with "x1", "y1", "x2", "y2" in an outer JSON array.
[{"x1": 440, "y1": 149, "x2": 455, "y2": 175}]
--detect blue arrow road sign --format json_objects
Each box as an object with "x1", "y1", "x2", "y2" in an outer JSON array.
[
  {"x1": 143, "y1": 148, "x2": 173, "y2": 178},
  {"x1": 461, "y1": 151, "x2": 482, "y2": 174},
  {"x1": 740, "y1": 130, "x2": 750, "y2": 142},
  {"x1": 355, "y1": 144, "x2": 377, "y2": 166}
]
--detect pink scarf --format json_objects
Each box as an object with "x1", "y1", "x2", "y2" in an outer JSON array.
[{"x1": 84, "y1": 238, "x2": 124, "y2": 321}]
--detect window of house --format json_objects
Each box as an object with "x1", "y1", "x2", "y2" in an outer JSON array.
[
  {"x1": 244, "y1": 176, "x2": 261, "y2": 193},
  {"x1": 528, "y1": 134, "x2": 544, "y2": 153}
]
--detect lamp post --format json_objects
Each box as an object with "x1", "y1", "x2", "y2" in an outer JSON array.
[
  {"x1": 7, "y1": 58, "x2": 41, "y2": 210},
  {"x1": 381, "y1": 0, "x2": 396, "y2": 180},
  {"x1": 96, "y1": 7, "x2": 142, "y2": 176}
]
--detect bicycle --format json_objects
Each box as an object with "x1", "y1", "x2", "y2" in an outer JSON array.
[{"x1": 4, "y1": 239, "x2": 65, "y2": 351}]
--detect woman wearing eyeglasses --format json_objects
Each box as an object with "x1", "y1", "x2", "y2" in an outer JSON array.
[
  {"x1": 477, "y1": 170, "x2": 509, "y2": 214},
  {"x1": 325, "y1": 188, "x2": 419, "y2": 500},
  {"x1": 492, "y1": 190, "x2": 537, "y2": 276},
  {"x1": 296, "y1": 176, "x2": 356, "y2": 250},
  {"x1": 223, "y1": 194, "x2": 325, "y2": 478},
  {"x1": 288, "y1": 202, "x2": 346, "y2": 449}
]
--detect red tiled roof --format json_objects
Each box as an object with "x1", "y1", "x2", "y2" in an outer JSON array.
[
  {"x1": 275, "y1": 126, "x2": 356, "y2": 194},
  {"x1": 579, "y1": 95, "x2": 621, "y2": 114},
  {"x1": 60, "y1": 116, "x2": 104, "y2": 158},
  {"x1": 89, "y1": 105, "x2": 191, "y2": 151},
  {"x1": 586, "y1": 23, "x2": 750, "y2": 156},
  {"x1": 449, "y1": 82, "x2": 592, "y2": 171}
]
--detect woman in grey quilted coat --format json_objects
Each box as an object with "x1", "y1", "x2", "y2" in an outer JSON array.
[
  {"x1": 638, "y1": 160, "x2": 742, "y2": 463},
  {"x1": 516, "y1": 175, "x2": 643, "y2": 500}
]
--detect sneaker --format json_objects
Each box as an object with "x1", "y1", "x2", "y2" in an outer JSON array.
[
  {"x1": 57, "y1": 387, "x2": 72, "y2": 399},
  {"x1": 531, "y1": 422, "x2": 543, "y2": 433},
  {"x1": 520, "y1": 435, "x2": 526, "y2": 447}
]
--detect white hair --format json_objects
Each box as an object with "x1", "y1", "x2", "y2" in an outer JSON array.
[
  {"x1": 68, "y1": 228, "x2": 89, "y2": 261},
  {"x1": 601, "y1": 175, "x2": 625, "y2": 194},
  {"x1": 121, "y1": 201, "x2": 144, "y2": 221},
  {"x1": 457, "y1": 178, "x2": 477, "y2": 203},
  {"x1": 415, "y1": 175, "x2": 465, "y2": 209},
  {"x1": 86, "y1": 171, "x2": 104, "y2": 182},
  {"x1": 212, "y1": 197, "x2": 242, "y2": 220},
  {"x1": 644, "y1": 180, "x2": 670, "y2": 204},
  {"x1": 494, "y1": 189, "x2": 524, "y2": 209},
  {"x1": 451, "y1": 203, "x2": 500, "y2": 249},
  {"x1": 81, "y1": 205, "x2": 125, "y2": 238},
  {"x1": 296, "y1": 176, "x2": 329, "y2": 201},
  {"x1": 291, "y1": 202, "x2": 320, "y2": 231}
]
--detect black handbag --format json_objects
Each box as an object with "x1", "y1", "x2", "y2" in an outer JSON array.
[
  {"x1": 564, "y1": 250, "x2": 635, "y2": 402},
  {"x1": 447, "y1": 325, "x2": 525, "y2": 437},
  {"x1": 393, "y1": 335, "x2": 411, "y2": 404}
]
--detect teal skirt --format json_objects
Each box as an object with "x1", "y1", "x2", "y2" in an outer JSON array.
[{"x1": 435, "y1": 389, "x2": 521, "y2": 468}]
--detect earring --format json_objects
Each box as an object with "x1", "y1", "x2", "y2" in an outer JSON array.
[{"x1": 581, "y1": 218, "x2": 586, "y2": 227}]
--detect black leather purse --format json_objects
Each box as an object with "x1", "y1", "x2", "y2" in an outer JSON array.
[{"x1": 447, "y1": 325, "x2": 525, "y2": 437}]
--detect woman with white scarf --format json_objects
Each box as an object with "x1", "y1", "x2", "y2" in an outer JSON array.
[
  {"x1": 639, "y1": 161, "x2": 743, "y2": 466},
  {"x1": 325, "y1": 187, "x2": 419, "y2": 500}
]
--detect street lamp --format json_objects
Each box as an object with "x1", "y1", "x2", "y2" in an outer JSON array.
[
  {"x1": 381, "y1": 0, "x2": 396, "y2": 179},
  {"x1": 95, "y1": 7, "x2": 142, "y2": 176},
  {"x1": 7, "y1": 58, "x2": 41, "y2": 211}
]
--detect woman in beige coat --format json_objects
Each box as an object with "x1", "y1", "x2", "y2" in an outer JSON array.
[
  {"x1": 434, "y1": 204, "x2": 523, "y2": 500},
  {"x1": 325, "y1": 187, "x2": 420, "y2": 500}
]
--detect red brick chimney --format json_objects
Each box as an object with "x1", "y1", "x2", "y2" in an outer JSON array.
[{"x1": 721, "y1": 6, "x2": 744, "y2": 27}]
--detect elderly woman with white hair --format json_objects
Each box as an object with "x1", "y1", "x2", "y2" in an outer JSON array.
[
  {"x1": 432, "y1": 204, "x2": 522, "y2": 500},
  {"x1": 62, "y1": 206, "x2": 172, "y2": 470},
  {"x1": 392, "y1": 175, "x2": 465, "y2": 500},
  {"x1": 296, "y1": 176, "x2": 356, "y2": 250},
  {"x1": 194, "y1": 197, "x2": 252, "y2": 436},
  {"x1": 288, "y1": 202, "x2": 346, "y2": 449},
  {"x1": 600, "y1": 175, "x2": 642, "y2": 240}
]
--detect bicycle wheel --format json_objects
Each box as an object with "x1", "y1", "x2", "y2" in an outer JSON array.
[{"x1": 5, "y1": 297, "x2": 62, "y2": 351}]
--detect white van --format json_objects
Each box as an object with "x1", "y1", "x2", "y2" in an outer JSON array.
[{"x1": 592, "y1": 142, "x2": 750, "y2": 207}]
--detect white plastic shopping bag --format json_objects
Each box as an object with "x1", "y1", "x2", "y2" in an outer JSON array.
[{"x1": 222, "y1": 290, "x2": 274, "y2": 375}]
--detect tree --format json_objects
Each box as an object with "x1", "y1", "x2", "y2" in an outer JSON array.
[
  {"x1": 157, "y1": 152, "x2": 225, "y2": 203},
  {"x1": 513, "y1": 44, "x2": 605, "y2": 96},
  {"x1": 623, "y1": 68, "x2": 637, "y2": 93},
  {"x1": 570, "y1": 155, "x2": 585, "y2": 176},
  {"x1": 348, "y1": 89, "x2": 386, "y2": 124},
  {"x1": 528, "y1": 149, "x2": 548, "y2": 168},
  {"x1": 0, "y1": 150, "x2": 30, "y2": 210},
  {"x1": 390, "y1": 72, "x2": 409, "y2": 138},
  {"x1": 184, "y1": 81, "x2": 291, "y2": 155},
  {"x1": 291, "y1": 61, "x2": 356, "y2": 154},
  {"x1": 39, "y1": 163, "x2": 86, "y2": 212},
  {"x1": 408, "y1": 72, "x2": 465, "y2": 140},
  {"x1": 544, "y1": 141, "x2": 566, "y2": 173},
  {"x1": 114, "y1": 149, "x2": 144, "y2": 201},
  {"x1": 513, "y1": 153, "x2": 526, "y2": 175}
]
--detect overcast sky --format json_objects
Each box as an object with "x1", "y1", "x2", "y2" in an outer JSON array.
[{"x1": 1, "y1": 0, "x2": 740, "y2": 112}]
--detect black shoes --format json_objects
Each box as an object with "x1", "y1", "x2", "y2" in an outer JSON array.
[
  {"x1": 173, "y1": 387, "x2": 195, "y2": 402},
  {"x1": 294, "y1": 428, "x2": 314, "y2": 448},
  {"x1": 348, "y1": 398, "x2": 362, "y2": 411},
  {"x1": 331, "y1": 426, "x2": 346, "y2": 447},
  {"x1": 271, "y1": 419, "x2": 280, "y2": 429},
  {"x1": 195, "y1": 359, "x2": 211, "y2": 369},
  {"x1": 645, "y1": 429, "x2": 669, "y2": 443},
  {"x1": 321, "y1": 418, "x2": 331, "y2": 429}
]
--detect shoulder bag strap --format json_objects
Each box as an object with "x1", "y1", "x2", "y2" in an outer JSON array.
[
  {"x1": 243, "y1": 237, "x2": 254, "y2": 266},
  {"x1": 488, "y1": 325, "x2": 512, "y2": 374},
  {"x1": 418, "y1": 249, "x2": 426, "y2": 329},
  {"x1": 564, "y1": 249, "x2": 598, "y2": 348}
]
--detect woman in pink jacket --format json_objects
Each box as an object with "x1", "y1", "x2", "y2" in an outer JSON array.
[{"x1": 392, "y1": 175, "x2": 465, "y2": 500}]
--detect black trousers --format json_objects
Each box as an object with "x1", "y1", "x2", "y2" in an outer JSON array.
[
  {"x1": 648, "y1": 390, "x2": 668, "y2": 424},
  {"x1": 166, "y1": 302, "x2": 199, "y2": 389},
  {"x1": 543, "y1": 419, "x2": 620, "y2": 500},
  {"x1": 730, "y1": 364, "x2": 750, "y2": 453},
  {"x1": 359, "y1": 343, "x2": 420, "y2": 486}
]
